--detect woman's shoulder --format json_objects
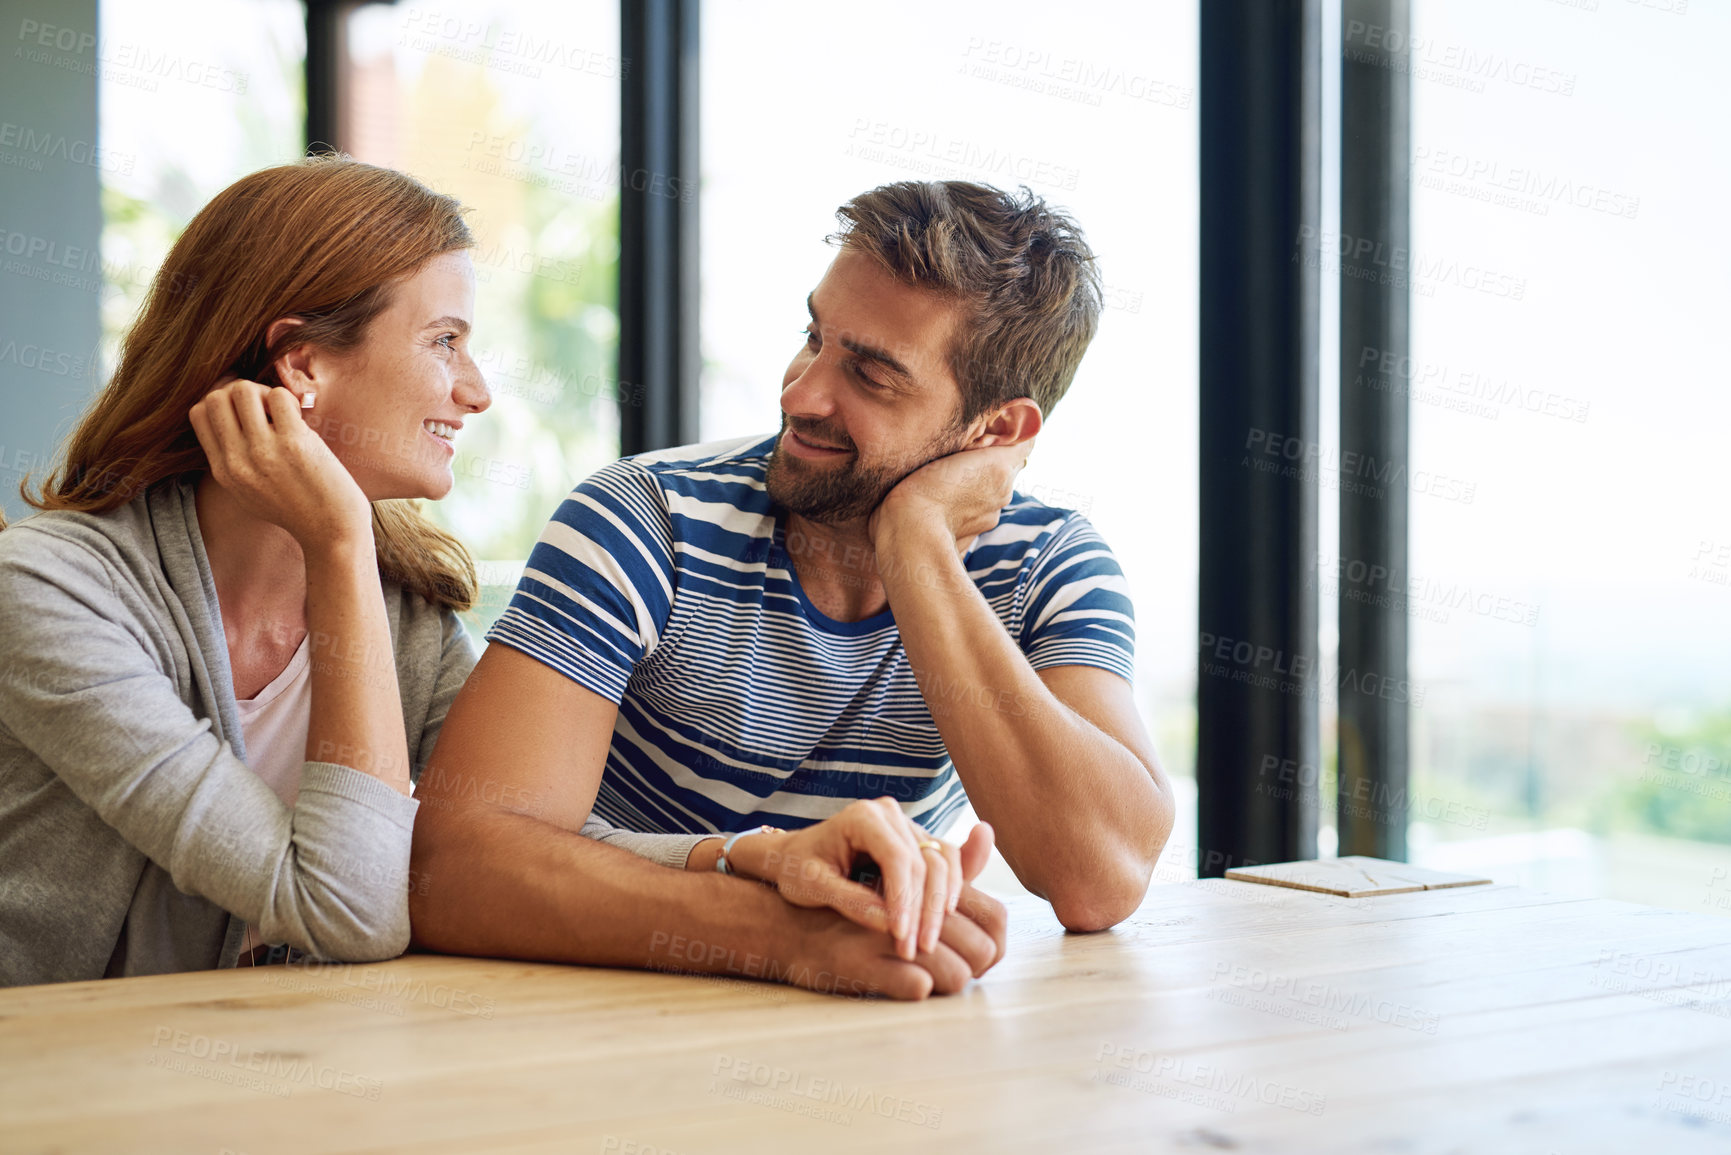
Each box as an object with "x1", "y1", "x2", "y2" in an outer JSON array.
[
  {"x1": 378, "y1": 580, "x2": 479, "y2": 705},
  {"x1": 380, "y1": 578, "x2": 474, "y2": 653},
  {"x1": 0, "y1": 496, "x2": 177, "y2": 663},
  {"x1": 0, "y1": 496, "x2": 158, "y2": 586}
]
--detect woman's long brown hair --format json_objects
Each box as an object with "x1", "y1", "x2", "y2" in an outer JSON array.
[{"x1": 11, "y1": 155, "x2": 478, "y2": 611}]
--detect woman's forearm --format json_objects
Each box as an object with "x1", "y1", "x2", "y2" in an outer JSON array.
[{"x1": 302, "y1": 534, "x2": 413, "y2": 795}]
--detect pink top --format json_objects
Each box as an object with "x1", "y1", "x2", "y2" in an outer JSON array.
[{"x1": 234, "y1": 638, "x2": 312, "y2": 961}]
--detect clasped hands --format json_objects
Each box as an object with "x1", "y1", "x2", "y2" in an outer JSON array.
[{"x1": 716, "y1": 799, "x2": 1008, "y2": 992}]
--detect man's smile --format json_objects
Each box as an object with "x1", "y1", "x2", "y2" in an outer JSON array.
[{"x1": 783, "y1": 428, "x2": 853, "y2": 459}]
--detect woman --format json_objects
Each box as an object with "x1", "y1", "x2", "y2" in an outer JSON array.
[{"x1": 0, "y1": 156, "x2": 490, "y2": 984}]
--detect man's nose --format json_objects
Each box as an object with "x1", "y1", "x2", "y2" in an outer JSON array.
[{"x1": 781, "y1": 355, "x2": 840, "y2": 419}]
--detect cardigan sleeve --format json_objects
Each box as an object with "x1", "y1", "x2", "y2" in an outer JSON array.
[{"x1": 0, "y1": 525, "x2": 419, "y2": 963}]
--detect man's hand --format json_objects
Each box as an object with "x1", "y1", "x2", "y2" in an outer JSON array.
[
  {"x1": 721, "y1": 802, "x2": 994, "y2": 961},
  {"x1": 781, "y1": 878, "x2": 1007, "y2": 998},
  {"x1": 867, "y1": 438, "x2": 1034, "y2": 558},
  {"x1": 851, "y1": 397, "x2": 1174, "y2": 932}
]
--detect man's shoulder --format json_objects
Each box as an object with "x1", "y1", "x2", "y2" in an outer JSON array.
[
  {"x1": 622, "y1": 433, "x2": 779, "y2": 484},
  {"x1": 580, "y1": 433, "x2": 769, "y2": 501},
  {"x1": 979, "y1": 492, "x2": 1103, "y2": 552},
  {"x1": 966, "y1": 494, "x2": 1120, "y2": 590},
  {"x1": 563, "y1": 434, "x2": 779, "y2": 548}
]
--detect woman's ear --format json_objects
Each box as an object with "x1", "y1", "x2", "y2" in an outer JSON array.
[
  {"x1": 967, "y1": 398, "x2": 1044, "y2": 449},
  {"x1": 265, "y1": 317, "x2": 312, "y2": 395}
]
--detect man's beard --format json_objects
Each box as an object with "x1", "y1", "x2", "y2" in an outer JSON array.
[{"x1": 765, "y1": 415, "x2": 968, "y2": 525}]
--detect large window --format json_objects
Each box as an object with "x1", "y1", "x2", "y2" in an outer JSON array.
[
  {"x1": 90, "y1": 0, "x2": 1724, "y2": 912},
  {"x1": 1402, "y1": 0, "x2": 1731, "y2": 914},
  {"x1": 342, "y1": 2, "x2": 624, "y2": 633},
  {"x1": 702, "y1": 0, "x2": 1201, "y2": 885},
  {"x1": 98, "y1": 0, "x2": 304, "y2": 371},
  {"x1": 100, "y1": 0, "x2": 622, "y2": 640}
]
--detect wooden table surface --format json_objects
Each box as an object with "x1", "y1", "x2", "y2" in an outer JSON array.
[{"x1": 4, "y1": 878, "x2": 1731, "y2": 1154}]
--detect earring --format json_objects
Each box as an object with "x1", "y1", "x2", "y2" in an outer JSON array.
[{"x1": 300, "y1": 392, "x2": 316, "y2": 410}]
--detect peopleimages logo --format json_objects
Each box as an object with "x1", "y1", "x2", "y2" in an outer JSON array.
[
  {"x1": 14, "y1": 20, "x2": 249, "y2": 95},
  {"x1": 273, "y1": 958, "x2": 496, "y2": 1018},
  {"x1": 1208, "y1": 963, "x2": 1442, "y2": 1034},
  {"x1": 1093, "y1": 1044, "x2": 1328, "y2": 1115},
  {"x1": 1294, "y1": 225, "x2": 1527, "y2": 302},
  {"x1": 148, "y1": 1027, "x2": 382, "y2": 1099},
  {"x1": 0, "y1": 338, "x2": 90, "y2": 377},
  {"x1": 710, "y1": 1054, "x2": 943, "y2": 1130}
]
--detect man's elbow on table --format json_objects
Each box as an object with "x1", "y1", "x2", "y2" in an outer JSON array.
[
  {"x1": 1045, "y1": 817, "x2": 1174, "y2": 932},
  {"x1": 1047, "y1": 866, "x2": 1154, "y2": 933},
  {"x1": 1036, "y1": 719, "x2": 1179, "y2": 931},
  {"x1": 404, "y1": 802, "x2": 478, "y2": 951}
]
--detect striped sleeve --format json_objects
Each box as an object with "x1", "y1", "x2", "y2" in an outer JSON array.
[
  {"x1": 1018, "y1": 514, "x2": 1137, "y2": 683},
  {"x1": 485, "y1": 458, "x2": 676, "y2": 704}
]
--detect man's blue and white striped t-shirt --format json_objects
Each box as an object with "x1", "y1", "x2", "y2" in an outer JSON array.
[{"x1": 486, "y1": 433, "x2": 1136, "y2": 836}]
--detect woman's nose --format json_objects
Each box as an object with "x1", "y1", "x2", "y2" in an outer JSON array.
[{"x1": 456, "y1": 355, "x2": 492, "y2": 413}]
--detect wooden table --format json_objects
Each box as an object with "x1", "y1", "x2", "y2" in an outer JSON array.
[{"x1": 4, "y1": 878, "x2": 1731, "y2": 1154}]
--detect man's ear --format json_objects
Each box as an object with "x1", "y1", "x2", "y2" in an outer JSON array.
[
  {"x1": 265, "y1": 317, "x2": 314, "y2": 394},
  {"x1": 966, "y1": 398, "x2": 1043, "y2": 449}
]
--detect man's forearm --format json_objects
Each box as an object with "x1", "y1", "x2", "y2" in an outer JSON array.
[
  {"x1": 877, "y1": 523, "x2": 1172, "y2": 929},
  {"x1": 410, "y1": 804, "x2": 803, "y2": 978}
]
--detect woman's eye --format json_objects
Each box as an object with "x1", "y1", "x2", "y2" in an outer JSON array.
[{"x1": 801, "y1": 327, "x2": 819, "y2": 347}]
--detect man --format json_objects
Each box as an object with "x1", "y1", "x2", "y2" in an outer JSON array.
[{"x1": 411, "y1": 181, "x2": 1174, "y2": 1000}]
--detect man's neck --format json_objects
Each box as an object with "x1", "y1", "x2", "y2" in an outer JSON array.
[
  {"x1": 193, "y1": 476, "x2": 310, "y2": 649},
  {"x1": 782, "y1": 510, "x2": 889, "y2": 623}
]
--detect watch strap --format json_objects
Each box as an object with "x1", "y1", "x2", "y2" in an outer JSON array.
[{"x1": 715, "y1": 824, "x2": 774, "y2": 876}]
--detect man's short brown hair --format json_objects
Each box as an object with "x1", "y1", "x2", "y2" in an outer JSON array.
[{"x1": 831, "y1": 181, "x2": 1101, "y2": 423}]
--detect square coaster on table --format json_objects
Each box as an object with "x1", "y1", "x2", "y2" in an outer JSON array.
[{"x1": 1223, "y1": 856, "x2": 1493, "y2": 898}]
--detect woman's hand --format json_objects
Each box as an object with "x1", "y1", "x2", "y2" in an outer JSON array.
[
  {"x1": 721, "y1": 799, "x2": 996, "y2": 961},
  {"x1": 188, "y1": 377, "x2": 373, "y2": 551}
]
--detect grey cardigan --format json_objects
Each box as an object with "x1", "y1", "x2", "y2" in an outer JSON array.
[
  {"x1": 0, "y1": 478, "x2": 706, "y2": 987},
  {"x1": 0, "y1": 479, "x2": 474, "y2": 985}
]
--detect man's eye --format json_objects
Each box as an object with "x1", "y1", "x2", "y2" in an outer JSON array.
[
  {"x1": 436, "y1": 334, "x2": 457, "y2": 350},
  {"x1": 848, "y1": 361, "x2": 885, "y2": 389},
  {"x1": 801, "y1": 327, "x2": 819, "y2": 347}
]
